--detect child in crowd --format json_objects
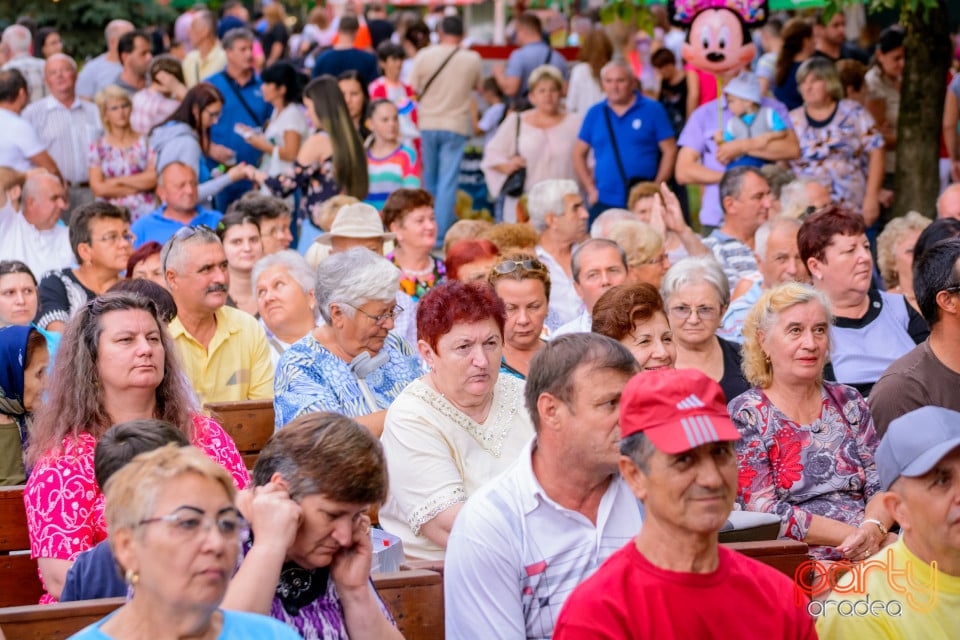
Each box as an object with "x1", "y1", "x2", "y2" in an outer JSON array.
[
  {"x1": 365, "y1": 99, "x2": 421, "y2": 211},
  {"x1": 474, "y1": 77, "x2": 507, "y2": 147},
  {"x1": 368, "y1": 41, "x2": 419, "y2": 149},
  {"x1": 837, "y1": 59, "x2": 868, "y2": 104},
  {"x1": 717, "y1": 71, "x2": 788, "y2": 168},
  {"x1": 651, "y1": 48, "x2": 689, "y2": 137},
  {"x1": 58, "y1": 419, "x2": 190, "y2": 602}
]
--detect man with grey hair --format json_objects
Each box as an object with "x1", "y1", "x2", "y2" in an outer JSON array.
[
  {"x1": 24, "y1": 54, "x2": 101, "y2": 213},
  {"x1": 936, "y1": 183, "x2": 960, "y2": 220},
  {"x1": 590, "y1": 208, "x2": 637, "y2": 240},
  {"x1": 445, "y1": 333, "x2": 642, "y2": 639},
  {"x1": 183, "y1": 10, "x2": 226, "y2": 87},
  {"x1": 76, "y1": 20, "x2": 135, "y2": 101},
  {"x1": 573, "y1": 58, "x2": 677, "y2": 223},
  {"x1": 250, "y1": 249, "x2": 319, "y2": 366},
  {"x1": 1, "y1": 25, "x2": 47, "y2": 103},
  {"x1": 702, "y1": 166, "x2": 773, "y2": 295},
  {"x1": 778, "y1": 178, "x2": 832, "y2": 219},
  {"x1": 528, "y1": 179, "x2": 589, "y2": 330},
  {"x1": 163, "y1": 225, "x2": 273, "y2": 405},
  {"x1": 0, "y1": 171, "x2": 71, "y2": 276},
  {"x1": 553, "y1": 238, "x2": 629, "y2": 337},
  {"x1": 720, "y1": 216, "x2": 806, "y2": 342}
]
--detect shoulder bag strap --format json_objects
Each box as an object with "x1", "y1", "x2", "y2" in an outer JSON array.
[
  {"x1": 514, "y1": 112, "x2": 521, "y2": 156},
  {"x1": 603, "y1": 105, "x2": 629, "y2": 189},
  {"x1": 224, "y1": 75, "x2": 265, "y2": 128},
  {"x1": 418, "y1": 47, "x2": 460, "y2": 101}
]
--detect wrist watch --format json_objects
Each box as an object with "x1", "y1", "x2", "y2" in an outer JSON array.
[{"x1": 862, "y1": 518, "x2": 887, "y2": 536}]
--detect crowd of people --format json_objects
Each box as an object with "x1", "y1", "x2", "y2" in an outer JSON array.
[{"x1": 1, "y1": 2, "x2": 960, "y2": 639}]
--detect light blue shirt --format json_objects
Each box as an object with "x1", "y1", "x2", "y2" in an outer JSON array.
[{"x1": 68, "y1": 609, "x2": 301, "y2": 640}]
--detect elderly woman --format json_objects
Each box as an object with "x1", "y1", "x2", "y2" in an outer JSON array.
[
  {"x1": 789, "y1": 57, "x2": 885, "y2": 226},
  {"x1": 379, "y1": 281, "x2": 534, "y2": 560},
  {"x1": 253, "y1": 250, "x2": 319, "y2": 366},
  {"x1": 482, "y1": 66, "x2": 582, "y2": 223},
  {"x1": 446, "y1": 239, "x2": 501, "y2": 283},
  {"x1": 89, "y1": 85, "x2": 158, "y2": 221},
  {"x1": 125, "y1": 242, "x2": 165, "y2": 288},
  {"x1": 731, "y1": 282, "x2": 895, "y2": 562},
  {"x1": 223, "y1": 413, "x2": 403, "y2": 638},
  {"x1": 799, "y1": 206, "x2": 928, "y2": 397},
  {"x1": 71, "y1": 445, "x2": 297, "y2": 640},
  {"x1": 592, "y1": 283, "x2": 675, "y2": 371},
  {"x1": 0, "y1": 326, "x2": 47, "y2": 484},
  {"x1": 876, "y1": 211, "x2": 931, "y2": 312},
  {"x1": 25, "y1": 292, "x2": 248, "y2": 602},
  {"x1": 608, "y1": 220, "x2": 671, "y2": 289},
  {"x1": 487, "y1": 254, "x2": 551, "y2": 379},
  {"x1": 273, "y1": 247, "x2": 421, "y2": 434},
  {"x1": 216, "y1": 211, "x2": 264, "y2": 315},
  {"x1": 661, "y1": 256, "x2": 750, "y2": 402},
  {"x1": 382, "y1": 188, "x2": 446, "y2": 347}
]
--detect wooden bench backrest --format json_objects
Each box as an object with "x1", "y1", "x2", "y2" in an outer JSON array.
[
  {"x1": 0, "y1": 486, "x2": 44, "y2": 608},
  {"x1": 724, "y1": 539, "x2": 810, "y2": 580},
  {"x1": 203, "y1": 400, "x2": 275, "y2": 470},
  {"x1": 0, "y1": 571, "x2": 443, "y2": 640}
]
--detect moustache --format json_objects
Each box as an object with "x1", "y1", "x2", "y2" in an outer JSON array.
[{"x1": 205, "y1": 284, "x2": 228, "y2": 295}]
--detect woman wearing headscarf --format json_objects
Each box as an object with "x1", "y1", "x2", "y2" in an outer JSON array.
[{"x1": 0, "y1": 326, "x2": 48, "y2": 484}]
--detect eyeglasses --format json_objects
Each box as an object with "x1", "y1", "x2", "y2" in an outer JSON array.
[
  {"x1": 493, "y1": 259, "x2": 546, "y2": 275},
  {"x1": 161, "y1": 224, "x2": 218, "y2": 272},
  {"x1": 668, "y1": 305, "x2": 720, "y2": 320},
  {"x1": 138, "y1": 506, "x2": 247, "y2": 542},
  {"x1": 340, "y1": 301, "x2": 404, "y2": 325},
  {"x1": 95, "y1": 231, "x2": 135, "y2": 245}
]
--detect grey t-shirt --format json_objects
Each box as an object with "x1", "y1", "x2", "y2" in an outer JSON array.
[
  {"x1": 505, "y1": 41, "x2": 569, "y2": 95},
  {"x1": 76, "y1": 54, "x2": 123, "y2": 100}
]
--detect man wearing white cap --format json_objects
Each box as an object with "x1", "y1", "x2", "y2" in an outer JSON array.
[
  {"x1": 816, "y1": 406, "x2": 960, "y2": 639},
  {"x1": 554, "y1": 368, "x2": 816, "y2": 639}
]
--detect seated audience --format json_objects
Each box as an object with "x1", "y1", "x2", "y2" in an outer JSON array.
[
  {"x1": 870, "y1": 239, "x2": 960, "y2": 434},
  {"x1": 163, "y1": 225, "x2": 273, "y2": 404},
  {"x1": 627, "y1": 182, "x2": 708, "y2": 263},
  {"x1": 937, "y1": 183, "x2": 960, "y2": 220},
  {"x1": 25, "y1": 292, "x2": 248, "y2": 602},
  {"x1": 223, "y1": 413, "x2": 403, "y2": 638},
  {"x1": 777, "y1": 178, "x2": 833, "y2": 219},
  {"x1": 799, "y1": 206, "x2": 928, "y2": 396},
  {"x1": 661, "y1": 256, "x2": 750, "y2": 402},
  {"x1": 482, "y1": 221, "x2": 540, "y2": 255},
  {"x1": 445, "y1": 334, "x2": 641, "y2": 638},
  {"x1": 592, "y1": 283, "x2": 676, "y2": 371},
  {"x1": 732, "y1": 282, "x2": 894, "y2": 561},
  {"x1": 382, "y1": 188, "x2": 446, "y2": 347},
  {"x1": 67, "y1": 444, "x2": 296, "y2": 639},
  {"x1": 107, "y1": 278, "x2": 177, "y2": 324},
  {"x1": 252, "y1": 251, "x2": 320, "y2": 366},
  {"x1": 216, "y1": 210, "x2": 263, "y2": 315},
  {"x1": 0, "y1": 325, "x2": 47, "y2": 485},
  {"x1": 0, "y1": 171, "x2": 71, "y2": 277},
  {"x1": 38, "y1": 202, "x2": 133, "y2": 332},
  {"x1": 443, "y1": 219, "x2": 494, "y2": 255},
  {"x1": 273, "y1": 247, "x2": 420, "y2": 433},
  {"x1": 876, "y1": 210, "x2": 930, "y2": 312},
  {"x1": 306, "y1": 201, "x2": 393, "y2": 267},
  {"x1": 553, "y1": 239, "x2": 628, "y2": 336},
  {"x1": 59, "y1": 419, "x2": 190, "y2": 602},
  {"x1": 488, "y1": 254, "x2": 552, "y2": 379},
  {"x1": 379, "y1": 281, "x2": 535, "y2": 561},
  {"x1": 227, "y1": 192, "x2": 294, "y2": 255},
  {"x1": 553, "y1": 369, "x2": 817, "y2": 639},
  {"x1": 589, "y1": 207, "x2": 636, "y2": 240},
  {"x1": 607, "y1": 220, "x2": 671, "y2": 289},
  {"x1": 0, "y1": 260, "x2": 39, "y2": 328},
  {"x1": 125, "y1": 241, "x2": 165, "y2": 288},
  {"x1": 816, "y1": 406, "x2": 960, "y2": 638},
  {"x1": 445, "y1": 239, "x2": 501, "y2": 283},
  {"x1": 131, "y1": 162, "x2": 223, "y2": 248}
]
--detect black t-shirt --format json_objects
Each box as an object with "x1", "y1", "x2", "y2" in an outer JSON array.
[
  {"x1": 311, "y1": 48, "x2": 381, "y2": 84},
  {"x1": 659, "y1": 77, "x2": 688, "y2": 136},
  {"x1": 718, "y1": 336, "x2": 751, "y2": 404},
  {"x1": 260, "y1": 23, "x2": 289, "y2": 60},
  {"x1": 367, "y1": 19, "x2": 394, "y2": 50}
]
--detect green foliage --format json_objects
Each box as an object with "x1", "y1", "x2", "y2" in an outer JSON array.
[
  {"x1": 599, "y1": 0, "x2": 655, "y2": 36},
  {"x1": 823, "y1": 0, "x2": 938, "y2": 23},
  {"x1": 0, "y1": 0, "x2": 177, "y2": 60}
]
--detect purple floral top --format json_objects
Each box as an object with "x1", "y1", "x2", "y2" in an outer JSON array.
[
  {"x1": 87, "y1": 136, "x2": 157, "y2": 221},
  {"x1": 729, "y1": 382, "x2": 881, "y2": 561}
]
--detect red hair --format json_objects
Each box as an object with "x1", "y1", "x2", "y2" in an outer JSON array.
[
  {"x1": 445, "y1": 239, "x2": 500, "y2": 281},
  {"x1": 417, "y1": 281, "x2": 506, "y2": 351},
  {"x1": 798, "y1": 205, "x2": 866, "y2": 265},
  {"x1": 126, "y1": 241, "x2": 162, "y2": 278}
]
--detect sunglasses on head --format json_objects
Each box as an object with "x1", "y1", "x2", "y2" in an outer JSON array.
[{"x1": 493, "y1": 259, "x2": 546, "y2": 275}]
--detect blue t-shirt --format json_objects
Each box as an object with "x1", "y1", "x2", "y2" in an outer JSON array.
[
  {"x1": 60, "y1": 540, "x2": 126, "y2": 602},
  {"x1": 312, "y1": 48, "x2": 381, "y2": 85},
  {"x1": 207, "y1": 72, "x2": 271, "y2": 169},
  {"x1": 130, "y1": 205, "x2": 223, "y2": 248},
  {"x1": 578, "y1": 92, "x2": 675, "y2": 207},
  {"x1": 68, "y1": 609, "x2": 300, "y2": 639},
  {"x1": 505, "y1": 41, "x2": 570, "y2": 95}
]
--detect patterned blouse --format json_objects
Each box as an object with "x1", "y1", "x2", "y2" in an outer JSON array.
[
  {"x1": 24, "y1": 415, "x2": 249, "y2": 602},
  {"x1": 386, "y1": 254, "x2": 446, "y2": 349},
  {"x1": 273, "y1": 332, "x2": 422, "y2": 430},
  {"x1": 729, "y1": 382, "x2": 881, "y2": 561},
  {"x1": 788, "y1": 100, "x2": 884, "y2": 212},
  {"x1": 264, "y1": 150, "x2": 341, "y2": 227},
  {"x1": 87, "y1": 136, "x2": 157, "y2": 221}
]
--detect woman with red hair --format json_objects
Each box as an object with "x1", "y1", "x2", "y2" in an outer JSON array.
[
  {"x1": 445, "y1": 239, "x2": 500, "y2": 282},
  {"x1": 379, "y1": 281, "x2": 534, "y2": 560}
]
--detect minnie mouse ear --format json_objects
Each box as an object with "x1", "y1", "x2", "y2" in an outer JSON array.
[{"x1": 668, "y1": 0, "x2": 768, "y2": 26}]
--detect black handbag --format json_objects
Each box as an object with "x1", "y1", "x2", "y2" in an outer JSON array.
[{"x1": 502, "y1": 115, "x2": 526, "y2": 198}]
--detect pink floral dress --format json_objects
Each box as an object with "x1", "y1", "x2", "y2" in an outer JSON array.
[
  {"x1": 87, "y1": 136, "x2": 158, "y2": 222},
  {"x1": 24, "y1": 415, "x2": 249, "y2": 602}
]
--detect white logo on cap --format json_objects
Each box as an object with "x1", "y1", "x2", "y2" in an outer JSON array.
[{"x1": 676, "y1": 395, "x2": 705, "y2": 410}]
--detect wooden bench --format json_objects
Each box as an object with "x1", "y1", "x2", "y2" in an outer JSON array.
[
  {"x1": 0, "y1": 486, "x2": 44, "y2": 608},
  {"x1": 0, "y1": 570, "x2": 442, "y2": 640},
  {"x1": 724, "y1": 539, "x2": 810, "y2": 581},
  {"x1": 204, "y1": 400, "x2": 275, "y2": 470}
]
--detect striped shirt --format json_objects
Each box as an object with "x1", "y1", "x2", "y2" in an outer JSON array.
[
  {"x1": 23, "y1": 96, "x2": 102, "y2": 184},
  {"x1": 445, "y1": 437, "x2": 642, "y2": 640},
  {"x1": 702, "y1": 228, "x2": 760, "y2": 294},
  {"x1": 365, "y1": 143, "x2": 421, "y2": 211}
]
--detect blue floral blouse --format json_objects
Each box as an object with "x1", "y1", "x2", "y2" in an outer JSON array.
[
  {"x1": 273, "y1": 332, "x2": 422, "y2": 429},
  {"x1": 729, "y1": 382, "x2": 881, "y2": 561}
]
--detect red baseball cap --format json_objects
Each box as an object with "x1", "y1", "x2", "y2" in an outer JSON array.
[{"x1": 620, "y1": 368, "x2": 741, "y2": 454}]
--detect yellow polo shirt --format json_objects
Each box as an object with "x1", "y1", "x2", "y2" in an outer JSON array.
[
  {"x1": 169, "y1": 306, "x2": 274, "y2": 406},
  {"x1": 182, "y1": 42, "x2": 227, "y2": 88}
]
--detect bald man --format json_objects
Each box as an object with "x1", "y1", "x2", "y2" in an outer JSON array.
[{"x1": 937, "y1": 184, "x2": 960, "y2": 220}]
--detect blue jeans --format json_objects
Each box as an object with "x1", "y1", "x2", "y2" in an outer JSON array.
[{"x1": 421, "y1": 129, "x2": 466, "y2": 246}]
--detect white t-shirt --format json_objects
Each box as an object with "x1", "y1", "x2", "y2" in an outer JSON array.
[
  {"x1": 0, "y1": 107, "x2": 46, "y2": 172},
  {"x1": 260, "y1": 103, "x2": 309, "y2": 176},
  {"x1": 0, "y1": 211, "x2": 73, "y2": 277}
]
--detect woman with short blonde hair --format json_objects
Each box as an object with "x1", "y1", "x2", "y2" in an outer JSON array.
[{"x1": 876, "y1": 211, "x2": 930, "y2": 311}]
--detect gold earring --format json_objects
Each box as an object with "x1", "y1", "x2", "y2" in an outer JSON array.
[{"x1": 125, "y1": 569, "x2": 139, "y2": 586}]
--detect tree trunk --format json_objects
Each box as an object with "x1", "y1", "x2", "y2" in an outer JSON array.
[{"x1": 892, "y1": 1, "x2": 952, "y2": 219}]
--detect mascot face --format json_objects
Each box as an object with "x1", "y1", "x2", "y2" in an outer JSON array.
[{"x1": 680, "y1": 7, "x2": 758, "y2": 76}]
